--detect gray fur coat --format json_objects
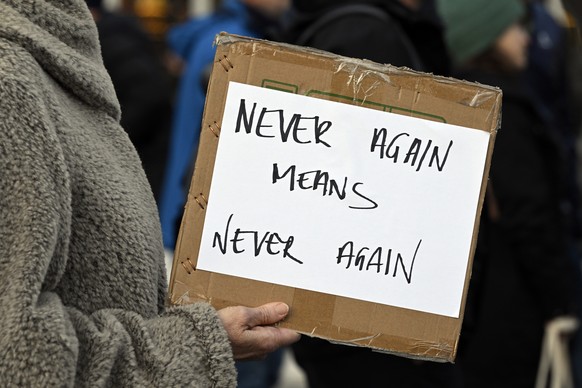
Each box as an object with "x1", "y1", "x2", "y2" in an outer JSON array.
[{"x1": 0, "y1": 0, "x2": 236, "y2": 386}]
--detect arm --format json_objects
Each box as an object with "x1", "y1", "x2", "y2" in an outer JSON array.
[
  {"x1": 0, "y1": 74, "x2": 299, "y2": 386},
  {"x1": 0, "y1": 76, "x2": 236, "y2": 387}
]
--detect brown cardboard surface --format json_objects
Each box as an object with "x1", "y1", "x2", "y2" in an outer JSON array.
[{"x1": 168, "y1": 33, "x2": 502, "y2": 362}]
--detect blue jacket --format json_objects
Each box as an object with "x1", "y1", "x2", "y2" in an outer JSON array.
[{"x1": 160, "y1": 0, "x2": 262, "y2": 248}]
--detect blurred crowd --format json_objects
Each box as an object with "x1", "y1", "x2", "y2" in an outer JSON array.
[{"x1": 92, "y1": 0, "x2": 582, "y2": 386}]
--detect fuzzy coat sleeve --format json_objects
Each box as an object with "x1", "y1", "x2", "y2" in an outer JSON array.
[{"x1": 0, "y1": 57, "x2": 236, "y2": 388}]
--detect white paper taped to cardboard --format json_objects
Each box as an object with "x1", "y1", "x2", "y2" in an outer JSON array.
[{"x1": 197, "y1": 82, "x2": 490, "y2": 318}]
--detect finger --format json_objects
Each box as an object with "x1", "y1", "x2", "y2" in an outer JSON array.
[
  {"x1": 247, "y1": 302, "x2": 290, "y2": 328},
  {"x1": 236, "y1": 327, "x2": 301, "y2": 360},
  {"x1": 261, "y1": 327, "x2": 300, "y2": 354},
  {"x1": 252, "y1": 326, "x2": 301, "y2": 348},
  {"x1": 273, "y1": 328, "x2": 301, "y2": 347}
]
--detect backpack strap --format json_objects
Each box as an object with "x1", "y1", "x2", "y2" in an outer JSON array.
[{"x1": 295, "y1": 4, "x2": 424, "y2": 70}]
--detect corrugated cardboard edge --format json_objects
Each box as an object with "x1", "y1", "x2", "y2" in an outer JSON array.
[{"x1": 168, "y1": 32, "x2": 502, "y2": 363}]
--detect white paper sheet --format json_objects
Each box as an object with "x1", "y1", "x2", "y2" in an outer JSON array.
[{"x1": 197, "y1": 82, "x2": 490, "y2": 318}]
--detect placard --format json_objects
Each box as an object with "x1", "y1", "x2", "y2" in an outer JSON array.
[
  {"x1": 169, "y1": 33, "x2": 502, "y2": 361},
  {"x1": 197, "y1": 81, "x2": 490, "y2": 318}
]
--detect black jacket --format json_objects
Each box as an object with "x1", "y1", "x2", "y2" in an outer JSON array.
[{"x1": 457, "y1": 70, "x2": 579, "y2": 388}]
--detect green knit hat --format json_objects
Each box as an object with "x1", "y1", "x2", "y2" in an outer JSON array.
[{"x1": 437, "y1": 0, "x2": 525, "y2": 65}]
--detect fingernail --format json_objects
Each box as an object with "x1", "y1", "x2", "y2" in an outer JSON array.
[{"x1": 276, "y1": 303, "x2": 289, "y2": 316}]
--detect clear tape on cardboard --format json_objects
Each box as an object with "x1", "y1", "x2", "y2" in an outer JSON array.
[{"x1": 214, "y1": 32, "x2": 501, "y2": 113}]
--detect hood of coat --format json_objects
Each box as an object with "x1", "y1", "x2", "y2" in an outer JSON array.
[
  {"x1": 287, "y1": 0, "x2": 446, "y2": 35},
  {"x1": 289, "y1": 0, "x2": 406, "y2": 25},
  {"x1": 285, "y1": 0, "x2": 450, "y2": 75},
  {"x1": 0, "y1": 0, "x2": 121, "y2": 120},
  {"x1": 292, "y1": 0, "x2": 392, "y2": 13},
  {"x1": 284, "y1": 0, "x2": 398, "y2": 45},
  {"x1": 290, "y1": 0, "x2": 430, "y2": 19}
]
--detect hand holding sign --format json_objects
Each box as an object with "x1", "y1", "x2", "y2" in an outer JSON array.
[{"x1": 218, "y1": 302, "x2": 300, "y2": 360}]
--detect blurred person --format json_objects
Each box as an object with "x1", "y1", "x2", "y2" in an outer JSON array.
[
  {"x1": 437, "y1": 0, "x2": 580, "y2": 386},
  {"x1": 524, "y1": 2, "x2": 582, "y2": 384},
  {"x1": 0, "y1": 0, "x2": 299, "y2": 386},
  {"x1": 526, "y1": 0, "x2": 581, "y2": 246},
  {"x1": 159, "y1": 1, "x2": 292, "y2": 387},
  {"x1": 159, "y1": 0, "x2": 288, "y2": 249},
  {"x1": 87, "y1": 0, "x2": 173, "y2": 203},
  {"x1": 280, "y1": 1, "x2": 464, "y2": 387}
]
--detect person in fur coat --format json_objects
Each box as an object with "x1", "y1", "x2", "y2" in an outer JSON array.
[{"x1": 0, "y1": 1, "x2": 299, "y2": 386}]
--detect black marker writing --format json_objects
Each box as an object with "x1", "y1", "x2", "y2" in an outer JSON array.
[
  {"x1": 272, "y1": 163, "x2": 378, "y2": 210},
  {"x1": 212, "y1": 213, "x2": 303, "y2": 264},
  {"x1": 336, "y1": 239, "x2": 422, "y2": 284},
  {"x1": 235, "y1": 98, "x2": 332, "y2": 147},
  {"x1": 370, "y1": 128, "x2": 453, "y2": 172}
]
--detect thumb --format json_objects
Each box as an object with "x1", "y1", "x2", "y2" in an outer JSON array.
[{"x1": 248, "y1": 302, "x2": 290, "y2": 327}]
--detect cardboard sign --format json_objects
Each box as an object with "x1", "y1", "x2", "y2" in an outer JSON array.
[
  {"x1": 198, "y1": 81, "x2": 490, "y2": 318},
  {"x1": 169, "y1": 33, "x2": 501, "y2": 362}
]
